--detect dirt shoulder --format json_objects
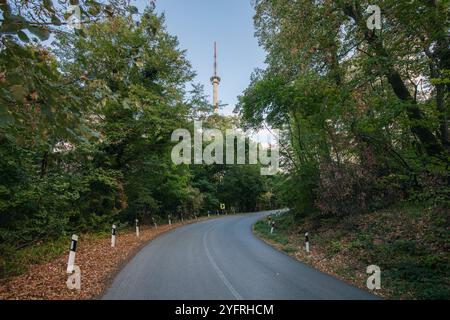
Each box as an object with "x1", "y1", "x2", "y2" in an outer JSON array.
[{"x1": 0, "y1": 218, "x2": 208, "y2": 300}]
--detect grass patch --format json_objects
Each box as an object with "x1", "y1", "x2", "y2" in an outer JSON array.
[
  {"x1": 253, "y1": 218, "x2": 289, "y2": 246},
  {"x1": 0, "y1": 238, "x2": 68, "y2": 279},
  {"x1": 0, "y1": 231, "x2": 109, "y2": 280},
  {"x1": 282, "y1": 245, "x2": 297, "y2": 253}
]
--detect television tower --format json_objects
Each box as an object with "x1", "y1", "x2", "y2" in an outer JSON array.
[{"x1": 210, "y1": 42, "x2": 221, "y2": 113}]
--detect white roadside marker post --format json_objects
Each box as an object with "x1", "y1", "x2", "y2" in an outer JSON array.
[
  {"x1": 152, "y1": 217, "x2": 158, "y2": 229},
  {"x1": 111, "y1": 224, "x2": 116, "y2": 247},
  {"x1": 135, "y1": 219, "x2": 139, "y2": 237},
  {"x1": 168, "y1": 214, "x2": 172, "y2": 226},
  {"x1": 305, "y1": 232, "x2": 310, "y2": 253},
  {"x1": 67, "y1": 234, "x2": 78, "y2": 274},
  {"x1": 270, "y1": 221, "x2": 275, "y2": 234},
  {"x1": 66, "y1": 265, "x2": 81, "y2": 290}
]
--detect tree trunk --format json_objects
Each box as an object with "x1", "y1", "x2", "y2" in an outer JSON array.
[
  {"x1": 40, "y1": 151, "x2": 48, "y2": 178},
  {"x1": 342, "y1": 2, "x2": 445, "y2": 159}
]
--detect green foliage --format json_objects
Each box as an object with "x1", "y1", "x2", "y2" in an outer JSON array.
[
  {"x1": 0, "y1": 0, "x2": 132, "y2": 43},
  {"x1": 243, "y1": 1, "x2": 449, "y2": 299},
  {"x1": 238, "y1": 0, "x2": 450, "y2": 217},
  {"x1": 253, "y1": 218, "x2": 289, "y2": 246},
  {"x1": 0, "y1": 4, "x2": 279, "y2": 279},
  {"x1": 218, "y1": 165, "x2": 266, "y2": 212},
  {"x1": 0, "y1": 237, "x2": 67, "y2": 279}
]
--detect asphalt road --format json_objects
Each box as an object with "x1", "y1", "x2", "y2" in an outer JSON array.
[{"x1": 103, "y1": 211, "x2": 378, "y2": 300}]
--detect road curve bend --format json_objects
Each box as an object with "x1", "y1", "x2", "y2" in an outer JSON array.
[{"x1": 102, "y1": 211, "x2": 378, "y2": 300}]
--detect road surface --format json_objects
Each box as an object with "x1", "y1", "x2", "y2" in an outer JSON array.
[{"x1": 103, "y1": 211, "x2": 378, "y2": 300}]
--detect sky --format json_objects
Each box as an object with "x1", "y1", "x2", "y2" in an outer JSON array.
[{"x1": 133, "y1": 0, "x2": 267, "y2": 116}]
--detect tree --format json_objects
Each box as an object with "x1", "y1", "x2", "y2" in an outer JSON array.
[{"x1": 237, "y1": 0, "x2": 449, "y2": 217}]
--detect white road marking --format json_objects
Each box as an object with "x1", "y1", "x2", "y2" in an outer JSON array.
[{"x1": 202, "y1": 227, "x2": 243, "y2": 300}]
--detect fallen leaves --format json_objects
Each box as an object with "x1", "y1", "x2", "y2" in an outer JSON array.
[
  {"x1": 0, "y1": 219, "x2": 205, "y2": 300},
  {"x1": 254, "y1": 224, "x2": 388, "y2": 299}
]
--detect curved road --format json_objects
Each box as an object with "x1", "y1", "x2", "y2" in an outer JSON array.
[{"x1": 103, "y1": 211, "x2": 378, "y2": 300}]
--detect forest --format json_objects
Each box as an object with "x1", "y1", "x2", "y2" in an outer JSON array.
[
  {"x1": 240, "y1": 0, "x2": 449, "y2": 299},
  {"x1": 0, "y1": 0, "x2": 448, "y2": 299},
  {"x1": 0, "y1": 1, "x2": 278, "y2": 277},
  {"x1": 239, "y1": 0, "x2": 448, "y2": 217}
]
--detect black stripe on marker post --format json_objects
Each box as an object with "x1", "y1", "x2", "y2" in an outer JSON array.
[{"x1": 70, "y1": 238, "x2": 77, "y2": 252}]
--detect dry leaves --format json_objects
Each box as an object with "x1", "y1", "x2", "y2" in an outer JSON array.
[
  {"x1": 255, "y1": 227, "x2": 387, "y2": 299},
  {"x1": 0, "y1": 219, "x2": 205, "y2": 300}
]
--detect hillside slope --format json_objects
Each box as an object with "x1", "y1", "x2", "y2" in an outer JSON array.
[{"x1": 254, "y1": 205, "x2": 449, "y2": 299}]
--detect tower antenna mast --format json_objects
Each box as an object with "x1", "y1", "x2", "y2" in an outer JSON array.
[
  {"x1": 210, "y1": 41, "x2": 221, "y2": 113},
  {"x1": 214, "y1": 42, "x2": 217, "y2": 76}
]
